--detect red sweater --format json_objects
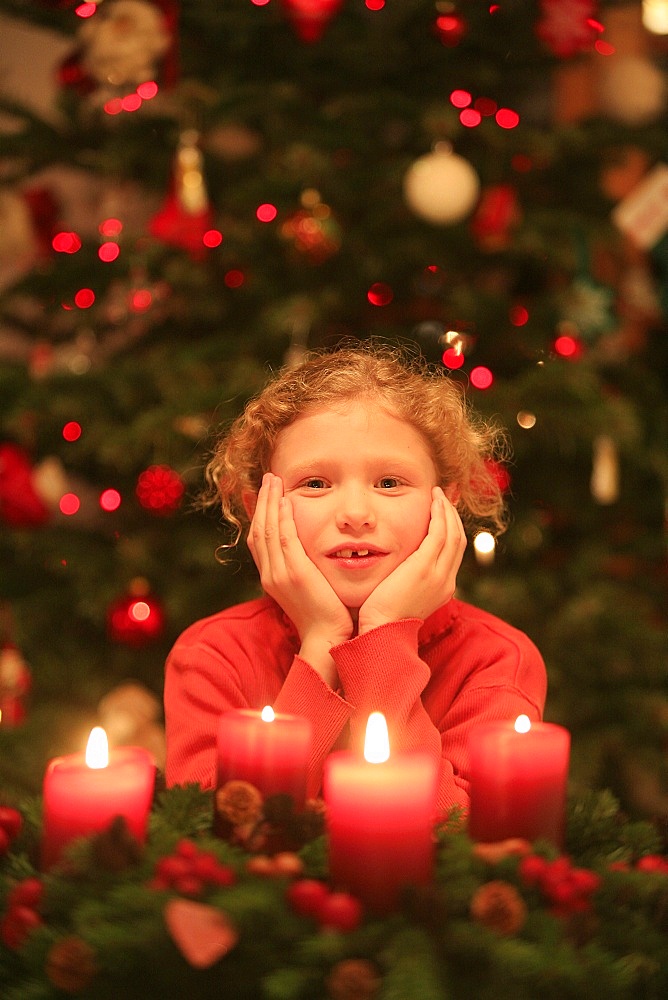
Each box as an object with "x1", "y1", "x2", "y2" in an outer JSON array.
[{"x1": 164, "y1": 595, "x2": 546, "y2": 816}]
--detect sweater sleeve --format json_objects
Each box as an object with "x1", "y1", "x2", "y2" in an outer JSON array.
[{"x1": 328, "y1": 617, "x2": 547, "y2": 818}]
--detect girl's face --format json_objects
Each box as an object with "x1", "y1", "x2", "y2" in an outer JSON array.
[{"x1": 270, "y1": 399, "x2": 439, "y2": 612}]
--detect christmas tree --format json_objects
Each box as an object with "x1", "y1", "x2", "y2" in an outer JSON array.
[{"x1": 0, "y1": 0, "x2": 666, "y2": 817}]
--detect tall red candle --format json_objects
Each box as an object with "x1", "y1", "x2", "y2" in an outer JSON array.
[
  {"x1": 323, "y1": 713, "x2": 438, "y2": 914},
  {"x1": 41, "y1": 727, "x2": 155, "y2": 870},
  {"x1": 468, "y1": 715, "x2": 570, "y2": 847},
  {"x1": 216, "y1": 707, "x2": 311, "y2": 807}
]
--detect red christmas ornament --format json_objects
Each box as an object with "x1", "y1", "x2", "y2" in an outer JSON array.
[
  {"x1": 149, "y1": 131, "x2": 214, "y2": 258},
  {"x1": 136, "y1": 464, "x2": 185, "y2": 515},
  {"x1": 0, "y1": 443, "x2": 50, "y2": 529},
  {"x1": 470, "y1": 184, "x2": 521, "y2": 251},
  {"x1": 535, "y1": 0, "x2": 599, "y2": 59},
  {"x1": 107, "y1": 580, "x2": 165, "y2": 647},
  {"x1": 0, "y1": 643, "x2": 31, "y2": 727},
  {"x1": 281, "y1": 0, "x2": 344, "y2": 43}
]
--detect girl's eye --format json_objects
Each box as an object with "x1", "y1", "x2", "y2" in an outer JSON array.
[
  {"x1": 303, "y1": 478, "x2": 327, "y2": 490},
  {"x1": 378, "y1": 477, "x2": 401, "y2": 489}
]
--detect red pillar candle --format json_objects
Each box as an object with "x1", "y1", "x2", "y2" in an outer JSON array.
[
  {"x1": 216, "y1": 707, "x2": 311, "y2": 807},
  {"x1": 468, "y1": 715, "x2": 570, "y2": 847},
  {"x1": 41, "y1": 727, "x2": 155, "y2": 870},
  {"x1": 323, "y1": 712, "x2": 439, "y2": 914}
]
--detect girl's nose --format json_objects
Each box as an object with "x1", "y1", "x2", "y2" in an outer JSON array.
[{"x1": 335, "y1": 486, "x2": 377, "y2": 531}]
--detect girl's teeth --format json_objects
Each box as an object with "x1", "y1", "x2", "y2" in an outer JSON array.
[{"x1": 337, "y1": 549, "x2": 370, "y2": 558}]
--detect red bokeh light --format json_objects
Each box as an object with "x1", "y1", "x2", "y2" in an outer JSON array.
[
  {"x1": 75, "y1": 3, "x2": 97, "y2": 17},
  {"x1": 99, "y1": 242, "x2": 120, "y2": 262},
  {"x1": 474, "y1": 97, "x2": 497, "y2": 117},
  {"x1": 460, "y1": 108, "x2": 482, "y2": 128},
  {"x1": 496, "y1": 108, "x2": 520, "y2": 129},
  {"x1": 74, "y1": 288, "x2": 95, "y2": 309},
  {"x1": 224, "y1": 269, "x2": 245, "y2": 288},
  {"x1": 366, "y1": 0, "x2": 385, "y2": 8},
  {"x1": 129, "y1": 289, "x2": 153, "y2": 312},
  {"x1": 554, "y1": 334, "x2": 583, "y2": 359},
  {"x1": 59, "y1": 493, "x2": 80, "y2": 516},
  {"x1": 104, "y1": 98, "x2": 124, "y2": 116},
  {"x1": 450, "y1": 89, "x2": 472, "y2": 108},
  {"x1": 62, "y1": 421, "x2": 82, "y2": 442},
  {"x1": 367, "y1": 282, "x2": 393, "y2": 306},
  {"x1": 470, "y1": 366, "x2": 494, "y2": 389},
  {"x1": 509, "y1": 305, "x2": 529, "y2": 327},
  {"x1": 595, "y1": 40, "x2": 615, "y2": 56},
  {"x1": 203, "y1": 229, "x2": 223, "y2": 248},
  {"x1": 256, "y1": 203, "x2": 278, "y2": 223},
  {"x1": 99, "y1": 489, "x2": 122, "y2": 512},
  {"x1": 52, "y1": 232, "x2": 82, "y2": 254},
  {"x1": 442, "y1": 348, "x2": 465, "y2": 369},
  {"x1": 99, "y1": 218, "x2": 122, "y2": 237},
  {"x1": 121, "y1": 93, "x2": 142, "y2": 113},
  {"x1": 137, "y1": 81, "x2": 158, "y2": 99}
]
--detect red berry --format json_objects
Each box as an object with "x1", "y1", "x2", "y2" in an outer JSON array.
[
  {"x1": 175, "y1": 838, "x2": 198, "y2": 859},
  {"x1": 317, "y1": 891, "x2": 363, "y2": 933},
  {"x1": 0, "y1": 827, "x2": 11, "y2": 856},
  {"x1": 518, "y1": 854, "x2": 548, "y2": 886},
  {"x1": 272, "y1": 852, "x2": 304, "y2": 878},
  {"x1": 211, "y1": 863, "x2": 236, "y2": 888},
  {"x1": 1, "y1": 906, "x2": 43, "y2": 950},
  {"x1": 286, "y1": 878, "x2": 329, "y2": 918},
  {"x1": 8, "y1": 877, "x2": 43, "y2": 910},
  {"x1": 0, "y1": 806, "x2": 22, "y2": 841},
  {"x1": 569, "y1": 868, "x2": 602, "y2": 895},
  {"x1": 155, "y1": 854, "x2": 193, "y2": 884},
  {"x1": 173, "y1": 874, "x2": 204, "y2": 897},
  {"x1": 636, "y1": 854, "x2": 668, "y2": 873}
]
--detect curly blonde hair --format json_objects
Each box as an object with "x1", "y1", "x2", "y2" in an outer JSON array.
[{"x1": 204, "y1": 341, "x2": 510, "y2": 549}]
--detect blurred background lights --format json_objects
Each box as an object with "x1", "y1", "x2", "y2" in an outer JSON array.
[
  {"x1": 470, "y1": 365, "x2": 494, "y2": 389},
  {"x1": 509, "y1": 304, "x2": 529, "y2": 326},
  {"x1": 121, "y1": 93, "x2": 142, "y2": 112},
  {"x1": 256, "y1": 203, "x2": 278, "y2": 222},
  {"x1": 643, "y1": 0, "x2": 668, "y2": 32},
  {"x1": 495, "y1": 108, "x2": 520, "y2": 129},
  {"x1": 473, "y1": 530, "x2": 496, "y2": 565},
  {"x1": 129, "y1": 289, "x2": 153, "y2": 312},
  {"x1": 99, "y1": 489, "x2": 121, "y2": 512},
  {"x1": 366, "y1": 0, "x2": 385, "y2": 8},
  {"x1": 554, "y1": 333, "x2": 582, "y2": 358},
  {"x1": 224, "y1": 269, "x2": 245, "y2": 288},
  {"x1": 59, "y1": 493, "x2": 80, "y2": 516},
  {"x1": 52, "y1": 232, "x2": 81, "y2": 254},
  {"x1": 202, "y1": 229, "x2": 223, "y2": 248},
  {"x1": 104, "y1": 98, "x2": 123, "y2": 116},
  {"x1": 62, "y1": 421, "x2": 82, "y2": 442},
  {"x1": 594, "y1": 39, "x2": 616, "y2": 55},
  {"x1": 99, "y1": 218, "x2": 122, "y2": 238},
  {"x1": 367, "y1": 282, "x2": 393, "y2": 306},
  {"x1": 474, "y1": 96, "x2": 497, "y2": 116},
  {"x1": 450, "y1": 89, "x2": 472, "y2": 108},
  {"x1": 517, "y1": 410, "x2": 537, "y2": 429},
  {"x1": 75, "y1": 3, "x2": 97, "y2": 17},
  {"x1": 460, "y1": 108, "x2": 482, "y2": 127},
  {"x1": 137, "y1": 81, "x2": 159, "y2": 99},
  {"x1": 99, "y1": 242, "x2": 120, "y2": 262},
  {"x1": 442, "y1": 347, "x2": 465, "y2": 369},
  {"x1": 74, "y1": 288, "x2": 95, "y2": 309}
]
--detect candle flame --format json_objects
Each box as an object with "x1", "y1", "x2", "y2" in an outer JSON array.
[
  {"x1": 364, "y1": 712, "x2": 390, "y2": 763},
  {"x1": 85, "y1": 726, "x2": 109, "y2": 769},
  {"x1": 261, "y1": 705, "x2": 275, "y2": 722},
  {"x1": 514, "y1": 715, "x2": 532, "y2": 734}
]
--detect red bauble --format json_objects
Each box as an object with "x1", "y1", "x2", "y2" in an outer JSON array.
[
  {"x1": 148, "y1": 193, "x2": 214, "y2": 258},
  {"x1": 535, "y1": 0, "x2": 599, "y2": 59},
  {"x1": 470, "y1": 184, "x2": 521, "y2": 251},
  {"x1": 0, "y1": 443, "x2": 50, "y2": 529},
  {"x1": 136, "y1": 464, "x2": 185, "y2": 516},
  {"x1": 107, "y1": 582, "x2": 165, "y2": 647},
  {"x1": 280, "y1": 0, "x2": 344, "y2": 43}
]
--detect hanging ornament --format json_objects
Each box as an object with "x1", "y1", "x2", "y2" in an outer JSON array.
[
  {"x1": 136, "y1": 464, "x2": 185, "y2": 515},
  {"x1": 280, "y1": 189, "x2": 342, "y2": 264},
  {"x1": 403, "y1": 144, "x2": 480, "y2": 226},
  {"x1": 0, "y1": 443, "x2": 51, "y2": 529},
  {"x1": 149, "y1": 129, "x2": 214, "y2": 258},
  {"x1": 0, "y1": 643, "x2": 31, "y2": 727},
  {"x1": 106, "y1": 579, "x2": 165, "y2": 647},
  {"x1": 590, "y1": 434, "x2": 619, "y2": 505},
  {"x1": 281, "y1": 0, "x2": 344, "y2": 43},
  {"x1": 469, "y1": 184, "x2": 521, "y2": 251},
  {"x1": 535, "y1": 0, "x2": 599, "y2": 59},
  {"x1": 57, "y1": 49, "x2": 97, "y2": 97},
  {"x1": 78, "y1": 0, "x2": 172, "y2": 88}
]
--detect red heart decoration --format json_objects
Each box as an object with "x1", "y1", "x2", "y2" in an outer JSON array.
[{"x1": 164, "y1": 899, "x2": 238, "y2": 969}]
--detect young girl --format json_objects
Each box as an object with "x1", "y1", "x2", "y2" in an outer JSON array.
[{"x1": 164, "y1": 343, "x2": 546, "y2": 815}]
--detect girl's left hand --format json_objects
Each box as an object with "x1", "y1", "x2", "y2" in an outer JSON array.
[{"x1": 356, "y1": 487, "x2": 467, "y2": 635}]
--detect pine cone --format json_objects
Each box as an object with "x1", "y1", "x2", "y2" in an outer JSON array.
[
  {"x1": 90, "y1": 815, "x2": 142, "y2": 872},
  {"x1": 46, "y1": 936, "x2": 97, "y2": 993},
  {"x1": 325, "y1": 958, "x2": 381, "y2": 1000}
]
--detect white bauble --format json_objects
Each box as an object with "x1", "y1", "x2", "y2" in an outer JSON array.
[
  {"x1": 597, "y1": 55, "x2": 667, "y2": 125},
  {"x1": 403, "y1": 147, "x2": 481, "y2": 225},
  {"x1": 79, "y1": 0, "x2": 171, "y2": 87}
]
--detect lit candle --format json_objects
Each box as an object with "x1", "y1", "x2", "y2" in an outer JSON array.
[
  {"x1": 41, "y1": 727, "x2": 155, "y2": 870},
  {"x1": 216, "y1": 707, "x2": 311, "y2": 807},
  {"x1": 323, "y1": 713, "x2": 439, "y2": 914},
  {"x1": 468, "y1": 715, "x2": 570, "y2": 847}
]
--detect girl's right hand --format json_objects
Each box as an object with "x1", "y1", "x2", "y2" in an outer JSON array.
[{"x1": 247, "y1": 474, "x2": 354, "y2": 680}]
